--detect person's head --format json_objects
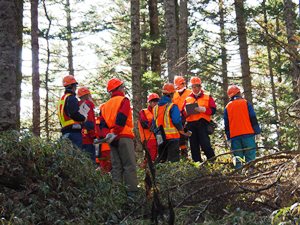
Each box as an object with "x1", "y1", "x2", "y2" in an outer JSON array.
[
  {"x1": 174, "y1": 76, "x2": 186, "y2": 91},
  {"x1": 162, "y1": 83, "x2": 176, "y2": 98},
  {"x1": 189, "y1": 76, "x2": 202, "y2": 95},
  {"x1": 147, "y1": 93, "x2": 159, "y2": 108},
  {"x1": 227, "y1": 84, "x2": 241, "y2": 98},
  {"x1": 77, "y1": 86, "x2": 91, "y2": 100},
  {"x1": 107, "y1": 77, "x2": 125, "y2": 94},
  {"x1": 63, "y1": 75, "x2": 78, "y2": 92}
]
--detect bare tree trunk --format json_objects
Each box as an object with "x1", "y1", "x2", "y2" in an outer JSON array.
[
  {"x1": 262, "y1": 0, "x2": 282, "y2": 149},
  {"x1": 219, "y1": 0, "x2": 229, "y2": 107},
  {"x1": 234, "y1": 0, "x2": 253, "y2": 103},
  {"x1": 178, "y1": 0, "x2": 188, "y2": 76},
  {"x1": 141, "y1": 14, "x2": 148, "y2": 74},
  {"x1": 0, "y1": 0, "x2": 23, "y2": 131},
  {"x1": 43, "y1": 0, "x2": 52, "y2": 140},
  {"x1": 31, "y1": 0, "x2": 40, "y2": 136},
  {"x1": 164, "y1": 0, "x2": 178, "y2": 82},
  {"x1": 131, "y1": 0, "x2": 142, "y2": 119},
  {"x1": 148, "y1": 0, "x2": 161, "y2": 75},
  {"x1": 65, "y1": 0, "x2": 74, "y2": 75},
  {"x1": 283, "y1": 0, "x2": 300, "y2": 150}
]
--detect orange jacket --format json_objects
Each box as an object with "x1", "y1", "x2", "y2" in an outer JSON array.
[
  {"x1": 138, "y1": 108, "x2": 156, "y2": 142},
  {"x1": 225, "y1": 98, "x2": 255, "y2": 139},
  {"x1": 185, "y1": 92, "x2": 211, "y2": 122},
  {"x1": 153, "y1": 103, "x2": 180, "y2": 140},
  {"x1": 101, "y1": 96, "x2": 134, "y2": 138},
  {"x1": 172, "y1": 89, "x2": 192, "y2": 112}
]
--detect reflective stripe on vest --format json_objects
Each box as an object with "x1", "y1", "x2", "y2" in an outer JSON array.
[
  {"x1": 57, "y1": 93, "x2": 80, "y2": 128},
  {"x1": 138, "y1": 108, "x2": 156, "y2": 142},
  {"x1": 226, "y1": 98, "x2": 254, "y2": 138},
  {"x1": 153, "y1": 103, "x2": 180, "y2": 140},
  {"x1": 172, "y1": 89, "x2": 192, "y2": 111},
  {"x1": 101, "y1": 96, "x2": 134, "y2": 137},
  {"x1": 185, "y1": 93, "x2": 211, "y2": 122}
]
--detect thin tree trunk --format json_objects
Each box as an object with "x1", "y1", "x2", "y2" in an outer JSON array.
[
  {"x1": 219, "y1": 0, "x2": 229, "y2": 107},
  {"x1": 31, "y1": 0, "x2": 40, "y2": 136},
  {"x1": 65, "y1": 0, "x2": 74, "y2": 75},
  {"x1": 0, "y1": 0, "x2": 23, "y2": 131},
  {"x1": 178, "y1": 0, "x2": 188, "y2": 76},
  {"x1": 148, "y1": 0, "x2": 161, "y2": 75},
  {"x1": 141, "y1": 14, "x2": 148, "y2": 74},
  {"x1": 262, "y1": 0, "x2": 281, "y2": 149},
  {"x1": 43, "y1": 0, "x2": 52, "y2": 140},
  {"x1": 234, "y1": 0, "x2": 253, "y2": 103},
  {"x1": 164, "y1": 0, "x2": 178, "y2": 82}
]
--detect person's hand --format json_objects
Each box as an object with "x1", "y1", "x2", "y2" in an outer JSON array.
[
  {"x1": 105, "y1": 133, "x2": 117, "y2": 143},
  {"x1": 194, "y1": 106, "x2": 206, "y2": 113},
  {"x1": 179, "y1": 130, "x2": 192, "y2": 137}
]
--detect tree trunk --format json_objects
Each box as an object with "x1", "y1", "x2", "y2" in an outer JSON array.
[
  {"x1": 283, "y1": 0, "x2": 300, "y2": 100},
  {"x1": 31, "y1": 0, "x2": 40, "y2": 136},
  {"x1": 219, "y1": 0, "x2": 229, "y2": 107},
  {"x1": 43, "y1": 0, "x2": 52, "y2": 140},
  {"x1": 164, "y1": 0, "x2": 178, "y2": 82},
  {"x1": 148, "y1": 0, "x2": 161, "y2": 75},
  {"x1": 262, "y1": 0, "x2": 281, "y2": 149},
  {"x1": 65, "y1": 0, "x2": 74, "y2": 75},
  {"x1": 234, "y1": 0, "x2": 253, "y2": 103},
  {"x1": 178, "y1": 0, "x2": 188, "y2": 76},
  {"x1": 0, "y1": 0, "x2": 23, "y2": 131}
]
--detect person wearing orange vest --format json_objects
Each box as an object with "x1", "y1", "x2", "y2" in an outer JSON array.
[
  {"x1": 153, "y1": 83, "x2": 185, "y2": 163},
  {"x1": 183, "y1": 76, "x2": 216, "y2": 162},
  {"x1": 95, "y1": 105, "x2": 112, "y2": 173},
  {"x1": 57, "y1": 75, "x2": 86, "y2": 148},
  {"x1": 224, "y1": 85, "x2": 261, "y2": 169},
  {"x1": 100, "y1": 77, "x2": 138, "y2": 194},
  {"x1": 77, "y1": 87, "x2": 96, "y2": 162},
  {"x1": 138, "y1": 93, "x2": 160, "y2": 164},
  {"x1": 172, "y1": 76, "x2": 192, "y2": 158}
]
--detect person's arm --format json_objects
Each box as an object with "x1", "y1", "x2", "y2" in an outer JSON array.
[
  {"x1": 65, "y1": 95, "x2": 86, "y2": 122},
  {"x1": 170, "y1": 104, "x2": 183, "y2": 131},
  {"x1": 247, "y1": 102, "x2": 261, "y2": 134},
  {"x1": 223, "y1": 108, "x2": 230, "y2": 140},
  {"x1": 112, "y1": 97, "x2": 131, "y2": 135},
  {"x1": 139, "y1": 110, "x2": 149, "y2": 129},
  {"x1": 204, "y1": 96, "x2": 216, "y2": 115}
]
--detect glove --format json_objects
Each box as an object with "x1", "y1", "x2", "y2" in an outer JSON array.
[
  {"x1": 179, "y1": 130, "x2": 192, "y2": 137},
  {"x1": 105, "y1": 133, "x2": 117, "y2": 144},
  {"x1": 194, "y1": 106, "x2": 206, "y2": 113}
]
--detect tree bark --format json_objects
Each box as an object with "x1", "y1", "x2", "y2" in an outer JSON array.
[
  {"x1": 164, "y1": 0, "x2": 178, "y2": 82},
  {"x1": 218, "y1": 0, "x2": 229, "y2": 107},
  {"x1": 31, "y1": 0, "x2": 40, "y2": 136},
  {"x1": 0, "y1": 0, "x2": 23, "y2": 131},
  {"x1": 234, "y1": 0, "x2": 253, "y2": 103},
  {"x1": 148, "y1": 0, "x2": 161, "y2": 75},
  {"x1": 65, "y1": 0, "x2": 74, "y2": 75},
  {"x1": 178, "y1": 0, "x2": 188, "y2": 76}
]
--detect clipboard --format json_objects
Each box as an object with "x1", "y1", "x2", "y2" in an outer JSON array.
[{"x1": 185, "y1": 103, "x2": 199, "y2": 115}]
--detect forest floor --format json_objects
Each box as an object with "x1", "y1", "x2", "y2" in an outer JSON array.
[{"x1": 0, "y1": 131, "x2": 299, "y2": 225}]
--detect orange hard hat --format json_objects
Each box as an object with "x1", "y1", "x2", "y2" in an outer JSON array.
[
  {"x1": 162, "y1": 83, "x2": 176, "y2": 94},
  {"x1": 227, "y1": 85, "x2": 241, "y2": 98},
  {"x1": 77, "y1": 86, "x2": 91, "y2": 98},
  {"x1": 174, "y1": 76, "x2": 185, "y2": 89},
  {"x1": 63, "y1": 75, "x2": 78, "y2": 87},
  {"x1": 107, "y1": 78, "x2": 124, "y2": 92},
  {"x1": 190, "y1": 76, "x2": 201, "y2": 86},
  {"x1": 147, "y1": 93, "x2": 159, "y2": 102}
]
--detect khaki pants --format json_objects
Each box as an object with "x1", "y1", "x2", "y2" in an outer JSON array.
[{"x1": 110, "y1": 138, "x2": 138, "y2": 192}]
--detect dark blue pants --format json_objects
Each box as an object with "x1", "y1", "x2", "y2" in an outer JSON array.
[
  {"x1": 82, "y1": 144, "x2": 96, "y2": 162},
  {"x1": 63, "y1": 132, "x2": 82, "y2": 149}
]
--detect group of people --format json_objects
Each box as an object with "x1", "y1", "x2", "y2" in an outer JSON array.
[{"x1": 57, "y1": 74, "x2": 261, "y2": 195}]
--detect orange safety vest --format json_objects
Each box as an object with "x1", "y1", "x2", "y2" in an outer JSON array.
[
  {"x1": 172, "y1": 89, "x2": 192, "y2": 111},
  {"x1": 226, "y1": 98, "x2": 254, "y2": 138},
  {"x1": 138, "y1": 108, "x2": 156, "y2": 142},
  {"x1": 57, "y1": 93, "x2": 80, "y2": 128},
  {"x1": 153, "y1": 103, "x2": 180, "y2": 140},
  {"x1": 185, "y1": 92, "x2": 211, "y2": 122},
  {"x1": 101, "y1": 96, "x2": 134, "y2": 137}
]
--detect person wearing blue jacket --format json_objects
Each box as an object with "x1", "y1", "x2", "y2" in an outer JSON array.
[
  {"x1": 152, "y1": 83, "x2": 183, "y2": 163},
  {"x1": 224, "y1": 85, "x2": 261, "y2": 168}
]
